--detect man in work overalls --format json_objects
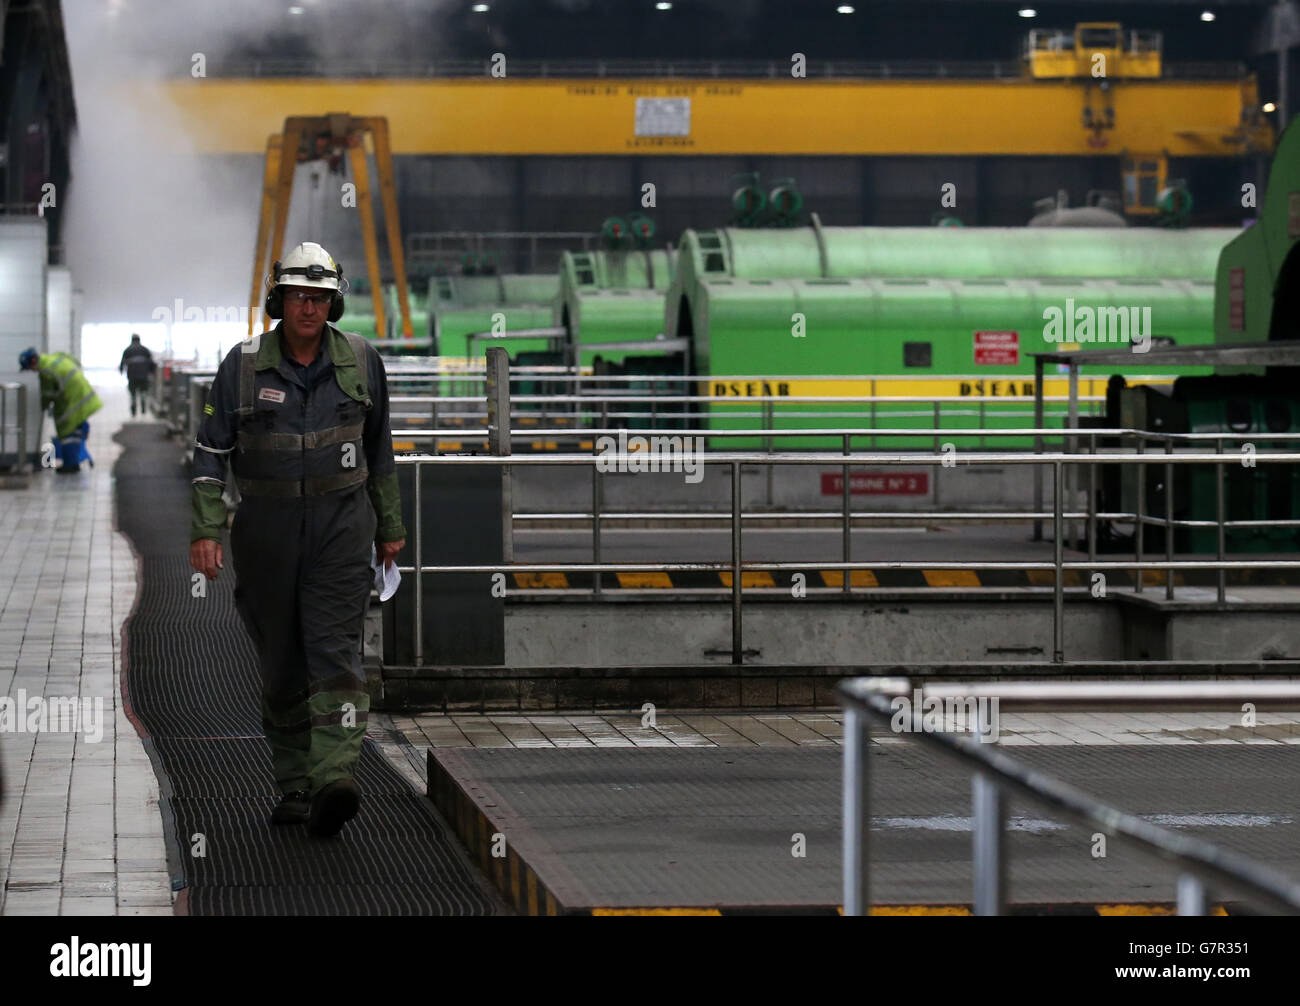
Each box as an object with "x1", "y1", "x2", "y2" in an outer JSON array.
[
  {"x1": 188, "y1": 242, "x2": 406, "y2": 837},
  {"x1": 18, "y1": 346, "x2": 102, "y2": 474}
]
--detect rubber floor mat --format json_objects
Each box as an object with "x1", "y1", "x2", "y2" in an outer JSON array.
[{"x1": 112, "y1": 423, "x2": 506, "y2": 915}]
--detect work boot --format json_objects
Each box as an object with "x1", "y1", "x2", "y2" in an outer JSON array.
[
  {"x1": 309, "y1": 779, "x2": 360, "y2": 837},
  {"x1": 271, "y1": 789, "x2": 310, "y2": 825}
]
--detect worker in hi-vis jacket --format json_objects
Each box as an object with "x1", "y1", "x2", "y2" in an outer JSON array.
[{"x1": 19, "y1": 347, "x2": 102, "y2": 473}]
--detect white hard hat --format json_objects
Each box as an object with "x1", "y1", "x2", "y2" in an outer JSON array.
[{"x1": 269, "y1": 242, "x2": 346, "y2": 292}]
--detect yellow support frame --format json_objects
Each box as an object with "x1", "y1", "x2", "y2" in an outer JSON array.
[
  {"x1": 248, "y1": 113, "x2": 414, "y2": 341},
  {"x1": 248, "y1": 134, "x2": 281, "y2": 335},
  {"x1": 346, "y1": 141, "x2": 387, "y2": 340}
]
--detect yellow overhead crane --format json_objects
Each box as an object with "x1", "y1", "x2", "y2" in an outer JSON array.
[
  {"x1": 249, "y1": 113, "x2": 414, "y2": 339},
  {"x1": 1024, "y1": 22, "x2": 1163, "y2": 79},
  {"x1": 145, "y1": 22, "x2": 1270, "y2": 224},
  {"x1": 1020, "y1": 22, "x2": 1250, "y2": 216}
]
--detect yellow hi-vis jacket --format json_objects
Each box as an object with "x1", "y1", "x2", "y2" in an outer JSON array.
[{"x1": 37, "y1": 352, "x2": 103, "y2": 437}]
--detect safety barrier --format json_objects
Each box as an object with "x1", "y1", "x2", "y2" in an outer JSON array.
[
  {"x1": 392, "y1": 438, "x2": 1300, "y2": 664},
  {"x1": 837, "y1": 677, "x2": 1300, "y2": 915}
]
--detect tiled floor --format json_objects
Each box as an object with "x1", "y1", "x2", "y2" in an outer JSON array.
[
  {"x1": 390, "y1": 709, "x2": 1300, "y2": 752},
  {"x1": 0, "y1": 371, "x2": 172, "y2": 916}
]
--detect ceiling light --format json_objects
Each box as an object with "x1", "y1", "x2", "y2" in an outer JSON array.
[
  {"x1": 472, "y1": 3, "x2": 489, "y2": 11},
  {"x1": 656, "y1": 2, "x2": 673, "y2": 9},
  {"x1": 1264, "y1": 102, "x2": 1277, "y2": 113},
  {"x1": 1201, "y1": 10, "x2": 1216, "y2": 21},
  {"x1": 1018, "y1": 8, "x2": 1037, "y2": 18},
  {"x1": 288, "y1": 5, "x2": 304, "y2": 13},
  {"x1": 837, "y1": 4, "x2": 855, "y2": 12}
]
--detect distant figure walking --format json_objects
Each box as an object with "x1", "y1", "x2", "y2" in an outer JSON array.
[{"x1": 119, "y1": 333, "x2": 156, "y2": 418}]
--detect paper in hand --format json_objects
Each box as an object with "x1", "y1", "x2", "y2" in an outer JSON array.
[{"x1": 370, "y1": 544, "x2": 402, "y2": 602}]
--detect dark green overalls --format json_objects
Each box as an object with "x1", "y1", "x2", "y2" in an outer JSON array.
[{"x1": 191, "y1": 325, "x2": 405, "y2": 796}]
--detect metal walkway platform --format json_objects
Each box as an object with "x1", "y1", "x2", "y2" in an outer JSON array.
[
  {"x1": 427, "y1": 742, "x2": 1300, "y2": 915},
  {"x1": 112, "y1": 421, "x2": 507, "y2": 915}
]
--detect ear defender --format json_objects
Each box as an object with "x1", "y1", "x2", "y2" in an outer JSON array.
[
  {"x1": 264, "y1": 260, "x2": 285, "y2": 319},
  {"x1": 328, "y1": 261, "x2": 345, "y2": 322}
]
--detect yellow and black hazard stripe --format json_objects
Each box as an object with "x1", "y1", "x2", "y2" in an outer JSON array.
[
  {"x1": 427, "y1": 751, "x2": 563, "y2": 916},
  {"x1": 504, "y1": 569, "x2": 1300, "y2": 591},
  {"x1": 389, "y1": 437, "x2": 597, "y2": 453}
]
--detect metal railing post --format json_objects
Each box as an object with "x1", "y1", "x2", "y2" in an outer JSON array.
[
  {"x1": 1066, "y1": 365, "x2": 1079, "y2": 551},
  {"x1": 414, "y1": 459, "x2": 423, "y2": 666},
  {"x1": 1165, "y1": 435, "x2": 1175, "y2": 601},
  {"x1": 731, "y1": 459, "x2": 743, "y2": 664},
  {"x1": 1136, "y1": 436, "x2": 1146, "y2": 594},
  {"x1": 1177, "y1": 874, "x2": 1207, "y2": 916},
  {"x1": 843, "y1": 707, "x2": 870, "y2": 916},
  {"x1": 972, "y1": 773, "x2": 1006, "y2": 916},
  {"x1": 17, "y1": 384, "x2": 27, "y2": 469},
  {"x1": 593, "y1": 450, "x2": 603, "y2": 598},
  {"x1": 842, "y1": 434, "x2": 852, "y2": 595},
  {"x1": 1032, "y1": 357, "x2": 1045, "y2": 541},
  {"x1": 764, "y1": 398, "x2": 774, "y2": 507},
  {"x1": 1087, "y1": 432, "x2": 1097, "y2": 564},
  {"x1": 1217, "y1": 438, "x2": 1227, "y2": 607},
  {"x1": 1053, "y1": 459, "x2": 1065, "y2": 663},
  {"x1": 869, "y1": 379, "x2": 877, "y2": 450}
]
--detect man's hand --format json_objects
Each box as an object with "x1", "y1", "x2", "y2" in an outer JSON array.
[
  {"x1": 190, "y1": 538, "x2": 223, "y2": 580},
  {"x1": 377, "y1": 539, "x2": 404, "y2": 569}
]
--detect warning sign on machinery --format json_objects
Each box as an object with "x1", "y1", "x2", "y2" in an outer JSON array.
[
  {"x1": 821, "y1": 472, "x2": 929, "y2": 495},
  {"x1": 974, "y1": 330, "x2": 1019, "y2": 365}
]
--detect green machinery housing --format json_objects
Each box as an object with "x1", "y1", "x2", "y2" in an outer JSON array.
[
  {"x1": 1098, "y1": 118, "x2": 1300, "y2": 553},
  {"x1": 427, "y1": 273, "x2": 559, "y2": 358},
  {"x1": 660, "y1": 223, "x2": 1235, "y2": 445},
  {"x1": 1214, "y1": 117, "x2": 1300, "y2": 348},
  {"x1": 556, "y1": 247, "x2": 678, "y2": 367}
]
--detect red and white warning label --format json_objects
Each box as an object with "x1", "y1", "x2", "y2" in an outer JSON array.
[{"x1": 974, "y1": 330, "x2": 1019, "y2": 365}]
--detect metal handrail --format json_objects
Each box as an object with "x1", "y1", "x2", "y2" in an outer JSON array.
[
  {"x1": 837, "y1": 677, "x2": 1300, "y2": 916},
  {"x1": 393, "y1": 448, "x2": 1300, "y2": 665}
]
